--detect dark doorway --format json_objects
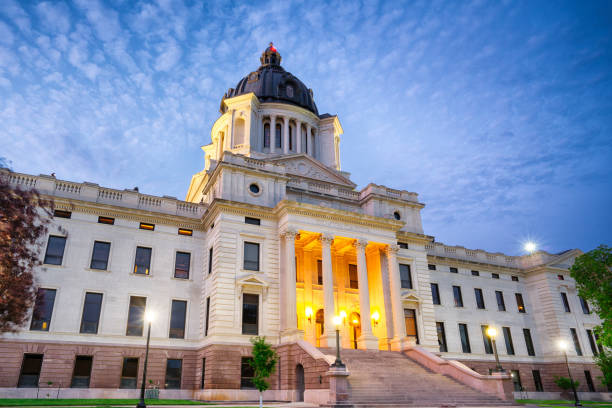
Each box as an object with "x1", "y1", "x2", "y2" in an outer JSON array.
[
  {"x1": 295, "y1": 364, "x2": 305, "y2": 402},
  {"x1": 315, "y1": 309, "x2": 324, "y2": 347}
]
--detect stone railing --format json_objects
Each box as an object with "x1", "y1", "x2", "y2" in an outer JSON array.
[
  {"x1": 425, "y1": 242, "x2": 519, "y2": 268},
  {"x1": 360, "y1": 183, "x2": 419, "y2": 203},
  {"x1": 4, "y1": 170, "x2": 207, "y2": 219}
]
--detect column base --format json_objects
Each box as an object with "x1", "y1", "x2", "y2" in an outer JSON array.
[
  {"x1": 280, "y1": 328, "x2": 304, "y2": 343},
  {"x1": 326, "y1": 364, "x2": 352, "y2": 407},
  {"x1": 357, "y1": 333, "x2": 379, "y2": 350},
  {"x1": 321, "y1": 333, "x2": 337, "y2": 348},
  {"x1": 389, "y1": 336, "x2": 412, "y2": 351}
]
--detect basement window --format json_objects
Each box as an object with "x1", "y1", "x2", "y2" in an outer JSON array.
[
  {"x1": 53, "y1": 209, "x2": 72, "y2": 219},
  {"x1": 98, "y1": 216, "x2": 115, "y2": 225},
  {"x1": 139, "y1": 222, "x2": 155, "y2": 231}
]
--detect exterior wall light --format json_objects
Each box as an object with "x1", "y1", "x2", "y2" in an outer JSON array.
[
  {"x1": 305, "y1": 306, "x2": 313, "y2": 323},
  {"x1": 339, "y1": 310, "x2": 347, "y2": 324},
  {"x1": 371, "y1": 311, "x2": 380, "y2": 327}
]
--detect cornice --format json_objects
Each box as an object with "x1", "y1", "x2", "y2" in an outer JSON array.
[
  {"x1": 396, "y1": 231, "x2": 434, "y2": 245},
  {"x1": 51, "y1": 196, "x2": 205, "y2": 230},
  {"x1": 202, "y1": 199, "x2": 277, "y2": 229},
  {"x1": 426, "y1": 254, "x2": 522, "y2": 274},
  {"x1": 359, "y1": 192, "x2": 425, "y2": 209}
]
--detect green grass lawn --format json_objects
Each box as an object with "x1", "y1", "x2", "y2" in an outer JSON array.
[
  {"x1": 517, "y1": 400, "x2": 612, "y2": 407},
  {"x1": 0, "y1": 399, "x2": 209, "y2": 406}
]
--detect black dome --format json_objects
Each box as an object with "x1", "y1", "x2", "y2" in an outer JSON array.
[{"x1": 222, "y1": 43, "x2": 318, "y2": 115}]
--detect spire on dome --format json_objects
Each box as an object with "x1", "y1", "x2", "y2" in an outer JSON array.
[{"x1": 260, "y1": 42, "x2": 281, "y2": 66}]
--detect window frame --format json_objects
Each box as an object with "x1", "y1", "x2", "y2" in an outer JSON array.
[
  {"x1": 120, "y1": 357, "x2": 139, "y2": 389},
  {"x1": 481, "y1": 325, "x2": 493, "y2": 354},
  {"x1": 126, "y1": 295, "x2": 147, "y2": 337},
  {"x1": 241, "y1": 293, "x2": 260, "y2": 335},
  {"x1": 495, "y1": 291, "x2": 506, "y2": 311},
  {"x1": 169, "y1": 299, "x2": 188, "y2": 339},
  {"x1": 242, "y1": 240, "x2": 261, "y2": 272},
  {"x1": 436, "y1": 322, "x2": 447, "y2": 352},
  {"x1": 560, "y1": 292, "x2": 571, "y2": 313},
  {"x1": 503, "y1": 326, "x2": 515, "y2": 355},
  {"x1": 173, "y1": 251, "x2": 191, "y2": 280},
  {"x1": 70, "y1": 355, "x2": 93, "y2": 388},
  {"x1": 474, "y1": 288, "x2": 485, "y2": 309},
  {"x1": 399, "y1": 263, "x2": 413, "y2": 289},
  {"x1": 30, "y1": 287, "x2": 57, "y2": 332},
  {"x1": 570, "y1": 328, "x2": 583, "y2": 356},
  {"x1": 89, "y1": 240, "x2": 111, "y2": 271},
  {"x1": 43, "y1": 235, "x2": 67, "y2": 266},
  {"x1": 586, "y1": 329, "x2": 598, "y2": 356},
  {"x1": 523, "y1": 328, "x2": 535, "y2": 356},
  {"x1": 579, "y1": 296, "x2": 590, "y2": 314},
  {"x1": 79, "y1": 291, "x2": 104, "y2": 334},
  {"x1": 515, "y1": 293, "x2": 526, "y2": 313},
  {"x1": 18, "y1": 353, "x2": 44, "y2": 388},
  {"x1": 430, "y1": 283, "x2": 441, "y2": 305},
  {"x1": 532, "y1": 370, "x2": 544, "y2": 392},
  {"x1": 458, "y1": 323, "x2": 471, "y2": 353},
  {"x1": 132, "y1": 246, "x2": 153, "y2": 276},
  {"x1": 241, "y1": 357, "x2": 255, "y2": 389},
  {"x1": 453, "y1": 285, "x2": 464, "y2": 307},
  {"x1": 164, "y1": 358, "x2": 183, "y2": 389},
  {"x1": 348, "y1": 263, "x2": 359, "y2": 289}
]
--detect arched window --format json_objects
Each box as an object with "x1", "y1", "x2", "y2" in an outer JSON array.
[
  {"x1": 289, "y1": 125, "x2": 293, "y2": 151},
  {"x1": 263, "y1": 123, "x2": 270, "y2": 148},
  {"x1": 234, "y1": 118, "x2": 245, "y2": 146},
  {"x1": 275, "y1": 124, "x2": 282, "y2": 149}
]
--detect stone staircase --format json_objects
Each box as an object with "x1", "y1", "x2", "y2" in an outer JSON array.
[{"x1": 319, "y1": 348, "x2": 517, "y2": 407}]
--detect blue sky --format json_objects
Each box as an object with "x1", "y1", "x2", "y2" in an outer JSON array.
[{"x1": 1, "y1": 0, "x2": 611, "y2": 255}]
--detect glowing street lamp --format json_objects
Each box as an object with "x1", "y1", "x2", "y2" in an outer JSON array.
[
  {"x1": 558, "y1": 340, "x2": 581, "y2": 406},
  {"x1": 524, "y1": 241, "x2": 537, "y2": 254},
  {"x1": 331, "y1": 315, "x2": 344, "y2": 368},
  {"x1": 137, "y1": 311, "x2": 155, "y2": 408},
  {"x1": 486, "y1": 327, "x2": 503, "y2": 373}
]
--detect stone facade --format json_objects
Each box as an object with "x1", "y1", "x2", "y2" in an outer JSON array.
[{"x1": 0, "y1": 45, "x2": 607, "y2": 400}]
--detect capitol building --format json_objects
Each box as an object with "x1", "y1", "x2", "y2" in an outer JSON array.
[{"x1": 1, "y1": 45, "x2": 607, "y2": 404}]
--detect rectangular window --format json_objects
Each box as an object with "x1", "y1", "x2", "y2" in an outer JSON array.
[
  {"x1": 579, "y1": 297, "x2": 590, "y2": 314},
  {"x1": 126, "y1": 296, "x2": 146, "y2": 336},
  {"x1": 208, "y1": 247, "x2": 213, "y2": 274},
  {"x1": 316, "y1": 260, "x2": 323, "y2": 285},
  {"x1": 481, "y1": 325, "x2": 493, "y2": 354},
  {"x1": 201, "y1": 358, "x2": 206, "y2": 389},
  {"x1": 492, "y1": 273, "x2": 499, "y2": 279},
  {"x1": 245, "y1": 217, "x2": 261, "y2": 225},
  {"x1": 178, "y1": 228, "x2": 192, "y2": 236},
  {"x1": 18, "y1": 354, "x2": 43, "y2": 388},
  {"x1": 98, "y1": 216, "x2": 115, "y2": 225},
  {"x1": 80, "y1": 292, "x2": 103, "y2": 334},
  {"x1": 404, "y1": 309, "x2": 419, "y2": 344},
  {"x1": 561, "y1": 293, "x2": 571, "y2": 312},
  {"x1": 532, "y1": 370, "x2": 543, "y2": 392},
  {"x1": 71, "y1": 356, "x2": 93, "y2": 388},
  {"x1": 133, "y1": 247, "x2": 152, "y2": 275},
  {"x1": 399, "y1": 264, "x2": 412, "y2": 289},
  {"x1": 512, "y1": 275, "x2": 519, "y2": 282},
  {"x1": 496, "y1": 291, "x2": 506, "y2": 311},
  {"x1": 523, "y1": 328, "x2": 535, "y2": 356},
  {"x1": 570, "y1": 328, "x2": 583, "y2": 356},
  {"x1": 90, "y1": 241, "x2": 110, "y2": 270},
  {"x1": 594, "y1": 333, "x2": 604, "y2": 355},
  {"x1": 242, "y1": 294, "x2": 259, "y2": 335},
  {"x1": 458, "y1": 323, "x2": 471, "y2": 353},
  {"x1": 165, "y1": 359, "x2": 182, "y2": 389},
  {"x1": 557, "y1": 274, "x2": 565, "y2": 280},
  {"x1": 243, "y1": 242, "x2": 260, "y2": 271},
  {"x1": 453, "y1": 286, "x2": 463, "y2": 307},
  {"x1": 348, "y1": 264, "x2": 358, "y2": 289},
  {"x1": 471, "y1": 270, "x2": 479, "y2": 276},
  {"x1": 30, "y1": 288, "x2": 56, "y2": 331},
  {"x1": 174, "y1": 252, "x2": 191, "y2": 279},
  {"x1": 241, "y1": 357, "x2": 255, "y2": 389},
  {"x1": 430, "y1": 283, "x2": 441, "y2": 305},
  {"x1": 264, "y1": 123, "x2": 270, "y2": 148},
  {"x1": 436, "y1": 322, "x2": 447, "y2": 352},
  {"x1": 53, "y1": 209, "x2": 72, "y2": 218},
  {"x1": 585, "y1": 370, "x2": 595, "y2": 392},
  {"x1": 169, "y1": 300, "x2": 187, "y2": 339},
  {"x1": 474, "y1": 288, "x2": 485, "y2": 309},
  {"x1": 511, "y1": 370, "x2": 522, "y2": 391},
  {"x1": 398, "y1": 242, "x2": 408, "y2": 249},
  {"x1": 43, "y1": 236, "x2": 66, "y2": 265},
  {"x1": 503, "y1": 327, "x2": 515, "y2": 355},
  {"x1": 205, "y1": 297, "x2": 210, "y2": 336},
  {"x1": 515, "y1": 293, "x2": 526, "y2": 313},
  {"x1": 139, "y1": 222, "x2": 155, "y2": 231},
  {"x1": 587, "y1": 329, "x2": 598, "y2": 356},
  {"x1": 120, "y1": 358, "x2": 138, "y2": 389},
  {"x1": 449, "y1": 267, "x2": 458, "y2": 273},
  {"x1": 428, "y1": 264, "x2": 436, "y2": 271}
]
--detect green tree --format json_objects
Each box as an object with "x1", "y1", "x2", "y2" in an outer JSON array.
[
  {"x1": 249, "y1": 336, "x2": 278, "y2": 408},
  {"x1": 570, "y1": 245, "x2": 612, "y2": 348},
  {"x1": 594, "y1": 350, "x2": 612, "y2": 389}
]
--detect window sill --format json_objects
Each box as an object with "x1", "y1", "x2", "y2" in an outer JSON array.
[
  {"x1": 42, "y1": 263, "x2": 64, "y2": 268},
  {"x1": 131, "y1": 273, "x2": 153, "y2": 278},
  {"x1": 241, "y1": 269, "x2": 261, "y2": 274},
  {"x1": 86, "y1": 268, "x2": 111, "y2": 273},
  {"x1": 171, "y1": 276, "x2": 192, "y2": 282}
]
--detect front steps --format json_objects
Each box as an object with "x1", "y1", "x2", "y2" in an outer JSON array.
[{"x1": 319, "y1": 348, "x2": 517, "y2": 407}]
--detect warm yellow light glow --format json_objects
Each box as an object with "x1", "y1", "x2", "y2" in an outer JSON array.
[
  {"x1": 352, "y1": 319, "x2": 359, "y2": 324},
  {"x1": 145, "y1": 310, "x2": 155, "y2": 323},
  {"x1": 371, "y1": 311, "x2": 380, "y2": 322},
  {"x1": 332, "y1": 315, "x2": 342, "y2": 327},
  {"x1": 524, "y1": 241, "x2": 537, "y2": 253},
  {"x1": 486, "y1": 327, "x2": 497, "y2": 338},
  {"x1": 305, "y1": 306, "x2": 313, "y2": 318},
  {"x1": 339, "y1": 310, "x2": 347, "y2": 319},
  {"x1": 558, "y1": 340, "x2": 568, "y2": 351}
]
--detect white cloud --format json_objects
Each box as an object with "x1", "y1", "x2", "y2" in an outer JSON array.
[
  {"x1": 36, "y1": 2, "x2": 71, "y2": 34},
  {"x1": 0, "y1": 21, "x2": 14, "y2": 45},
  {"x1": 155, "y1": 40, "x2": 182, "y2": 71}
]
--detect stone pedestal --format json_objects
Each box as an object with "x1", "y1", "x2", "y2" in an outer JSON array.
[
  {"x1": 280, "y1": 328, "x2": 304, "y2": 343},
  {"x1": 389, "y1": 336, "x2": 411, "y2": 351},
  {"x1": 326, "y1": 365, "x2": 352, "y2": 407},
  {"x1": 357, "y1": 334, "x2": 380, "y2": 350}
]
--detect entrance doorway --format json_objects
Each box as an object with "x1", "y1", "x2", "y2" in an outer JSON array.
[
  {"x1": 349, "y1": 312, "x2": 361, "y2": 349},
  {"x1": 295, "y1": 364, "x2": 305, "y2": 401},
  {"x1": 315, "y1": 309, "x2": 324, "y2": 347},
  {"x1": 404, "y1": 308, "x2": 419, "y2": 344}
]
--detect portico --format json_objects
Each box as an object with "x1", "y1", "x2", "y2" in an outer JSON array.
[{"x1": 280, "y1": 229, "x2": 412, "y2": 351}]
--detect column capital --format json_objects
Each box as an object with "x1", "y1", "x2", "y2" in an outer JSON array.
[
  {"x1": 319, "y1": 233, "x2": 334, "y2": 246},
  {"x1": 280, "y1": 229, "x2": 299, "y2": 240},
  {"x1": 353, "y1": 239, "x2": 369, "y2": 250},
  {"x1": 385, "y1": 244, "x2": 400, "y2": 255},
  {"x1": 283, "y1": 115, "x2": 289, "y2": 124}
]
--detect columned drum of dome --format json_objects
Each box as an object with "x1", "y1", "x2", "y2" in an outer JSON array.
[{"x1": 221, "y1": 42, "x2": 318, "y2": 115}]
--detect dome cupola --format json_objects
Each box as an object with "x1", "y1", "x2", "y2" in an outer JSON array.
[{"x1": 221, "y1": 43, "x2": 319, "y2": 115}]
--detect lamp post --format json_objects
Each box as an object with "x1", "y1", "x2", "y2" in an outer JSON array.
[
  {"x1": 559, "y1": 340, "x2": 581, "y2": 407},
  {"x1": 137, "y1": 311, "x2": 155, "y2": 408},
  {"x1": 331, "y1": 315, "x2": 344, "y2": 368},
  {"x1": 486, "y1": 327, "x2": 503, "y2": 373}
]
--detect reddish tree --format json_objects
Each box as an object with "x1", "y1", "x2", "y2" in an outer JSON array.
[{"x1": 0, "y1": 169, "x2": 53, "y2": 333}]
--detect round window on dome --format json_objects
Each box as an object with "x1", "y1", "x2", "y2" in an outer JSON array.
[
  {"x1": 393, "y1": 211, "x2": 401, "y2": 220},
  {"x1": 248, "y1": 183, "x2": 261, "y2": 195}
]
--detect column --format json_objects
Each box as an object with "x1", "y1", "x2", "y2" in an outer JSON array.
[
  {"x1": 281, "y1": 230, "x2": 302, "y2": 342},
  {"x1": 259, "y1": 115, "x2": 265, "y2": 151},
  {"x1": 354, "y1": 239, "x2": 379, "y2": 349},
  {"x1": 306, "y1": 124, "x2": 312, "y2": 155},
  {"x1": 296, "y1": 120, "x2": 302, "y2": 153},
  {"x1": 270, "y1": 116, "x2": 276, "y2": 154},
  {"x1": 386, "y1": 245, "x2": 408, "y2": 351},
  {"x1": 283, "y1": 116, "x2": 290, "y2": 154},
  {"x1": 320, "y1": 234, "x2": 336, "y2": 347}
]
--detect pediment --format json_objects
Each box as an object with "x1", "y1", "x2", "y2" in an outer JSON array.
[
  {"x1": 545, "y1": 249, "x2": 582, "y2": 270},
  {"x1": 271, "y1": 154, "x2": 356, "y2": 187},
  {"x1": 401, "y1": 291, "x2": 422, "y2": 303},
  {"x1": 237, "y1": 274, "x2": 269, "y2": 288}
]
